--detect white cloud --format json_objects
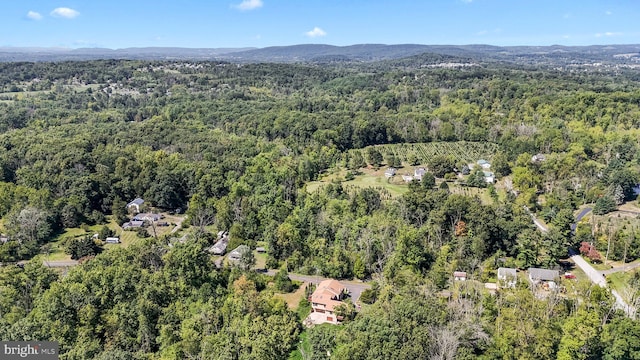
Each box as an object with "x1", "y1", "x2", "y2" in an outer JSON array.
[
  {"x1": 50, "y1": 7, "x2": 80, "y2": 19},
  {"x1": 595, "y1": 32, "x2": 623, "y2": 37},
  {"x1": 476, "y1": 28, "x2": 501, "y2": 36},
  {"x1": 461, "y1": 0, "x2": 473, "y2": 3},
  {"x1": 305, "y1": 27, "x2": 327, "y2": 38},
  {"x1": 605, "y1": 10, "x2": 612, "y2": 15},
  {"x1": 26, "y1": 11, "x2": 43, "y2": 20},
  {"x1": 234, "y1": 0, "x2": 263, "y2": 11}
]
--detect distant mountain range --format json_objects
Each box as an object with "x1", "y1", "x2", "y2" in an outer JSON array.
[{"x1": 1, "y1": 43, "x2": 640, "y2": 66}]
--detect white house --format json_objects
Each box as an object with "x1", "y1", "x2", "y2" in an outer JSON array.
[
  {"x1": 126, "y1": 198, "x2": 145, "y2": 213},
  {"x1": 453, "y1": 271, "x2": 467, "y2": 281},
  {"x1": 483, "y1": 171, "x2": 495, "y2": 183},
  {"x1": 414, "y1": 168, "x2": 426, "y2": 181},
  {"x1": 402, "y1": 174, "x2": 414, "y2": 182},
  {"x1": 105, "y1": 237, "x2": 121, "y2": 244},
  {"x1": 384, "y1": 167, "x2": 397, "y2": 178},
  {"x1": 477, "y1": 159, "x2": 491, "y2": 170}
]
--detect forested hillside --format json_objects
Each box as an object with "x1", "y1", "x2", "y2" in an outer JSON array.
[{"x1": 1, "y1": 57, "x2": 640, "y2": 359}]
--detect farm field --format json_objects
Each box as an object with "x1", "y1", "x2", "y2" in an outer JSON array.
[{"x1": 351, "y1": 141, "x2": 498, "y2": 165}]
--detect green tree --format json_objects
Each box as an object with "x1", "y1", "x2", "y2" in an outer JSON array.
[
  {"x1": 594, "y1": 195, "x2": 617, "y2": 215},
  {"x1": 428, "y1": 155, "x2": 455, "y2": 178},
  {"x1": 366, "y1": 148, "x2": 383, "y2": 167},
  {"x1": 557, "y1": 309, "x2": 601, "y2": 360}
]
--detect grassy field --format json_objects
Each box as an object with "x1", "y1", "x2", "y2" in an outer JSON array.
[
  {"x1": 307, "y1": 168, "x2": 408, "y2": 198},
  {"x1": 308, "y1": 167, "x2": 495, "y2": 205},
  {"x1": 255, "y1": 252, "x2": 267, "y2": 269},
  {"x1": 46, "y1": 214, "x2": 185, "y2": 257},
  {"x1": 607, "y1": 272, "x2": 633, "y2": 301},
  {"x1": 274, "y1": 282, "x2": 308, "y2": 310}
]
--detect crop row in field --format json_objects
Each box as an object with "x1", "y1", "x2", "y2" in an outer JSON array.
[{"x1": 353, "y1": 141, "x2": 498, "y2": 165}]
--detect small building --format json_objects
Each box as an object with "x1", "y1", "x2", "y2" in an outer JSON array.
[
  {"x1": 414, "y1": 168, "x2": 426, "y2": 181},
  {"x1": 402, "y1": 174, "x2": 414, "y2": 183},
  {"x1": 227, "y1": 245, "x2": 250, "y2": 263},
  {"x1": 127, "y1": 198, "x2": 145, "y2": 213},
  {"x1": 207, "y1": 237, "x2": 229, "y2": 255},
  {"x1": 532, "y1": 154, "x2": 546, "y2": 163},
  {"x1": 310, "y1": 279, "x2": 348, "y2": 324},
  {"x1": 92, "y1": 233, "x2": 99, "y2": 239},
  {"x1": 122, "y1": 220, "x2": 144, "y2": 230},
  {"x1": 256, "y1": 247, "x2": 266, "y2": 253},
  {"x1": 133, "y1": 213, "x2": 162, "y2": 222},
  {"x1": 384, "y1": 167, "x2": 397, "y2": 178},
  {"x1": 105, "y1": 237, "x2": 121, "y2": 244},
  {"x1": 497, "y1": 267, "x2": 518, "y2": 288},
  {"x1": 0, "y1": 235, "x2": 8, "y2": 244},
  {"x1": 453, "y1": 271, "x2": 467, "y2": 281},
  {"x1": 483, "y1": 171, "x2": 495, "y2": 183},
  {"x1": 484, "y1": 282, "x2": 498, "y2": 295},
  {"x1": 528, "y1": 268, "x2": 560, "y2": 285},
  {"x1": 477, "y1": 159, "x2": 491, "y2": 169}
]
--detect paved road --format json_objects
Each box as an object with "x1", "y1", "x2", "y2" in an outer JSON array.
[
  {"x1": 570, "y1": 253, "x2": 606, "y2": 287},
  {"x1": 602, "y1": 261, "x2": 640, "y2": 275},
  {"x1": 265, "y1": 270, "x2": 371, "y2": 304},
  {"x1": 526, "y1": 206, "x2": 633, "y2": 315},
  {"x1": 572, "y1": 207, "x2": 593, "y2": 231},
  {"x1": 42, "y1": 260, "x2": 79, "y2": 267},
  {"x1": 523, "y1": 205, "x2": 548, "y2": 232}
]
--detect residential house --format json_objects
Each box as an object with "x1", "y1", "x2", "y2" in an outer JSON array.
[
  {"x1": 133, "y1": 213, "x2": 162, "y2": 222},
  {"x1": 477, "y1": 159, "x2": 491, "y2": 169},
  {"x1": 207, "y1": 234, "x2": 229, "y2": 255},
  {"x1": 256, "y1": 247, "x2": 266, "y2": 253},
  {"x1": 105, "y1": 237, "x2": 121, "y2": 244},
  {"x1": 122, "y1": 220, "x2": 144, "y2": 230},
  {"x1": 401, "y1": 174, "x2": 414, "y2": 183},
  {"x1": 453, "y1": 271, "x2": 467, "y2": 281},
  {"x1": 497, "y1": 267, "x2": 518, "y2": 288},
  {"x1": 384, "y1": 167, "x2": 397, "y2": 178},
  {"x1": 126, "y1": 198, "x2": 145, "y2": 213},
  {"x1": 227, "y1": 245, "x2": 250, "y2": 263},
  {"x1": 414, "y1": 168, "x2": 426, "y2": 181},
  {"x1": 528, "y1": 268, "x2": 560, "y2": 288},
  {"x1": 0, "y1": 235, "x2": 8, "y2": 244},
  {"x1": 483, "y1": 171, "x2": 495, "y2": 183},
  {"x1": 310, "y1": 279, "x2": 348, "y2": 324}
]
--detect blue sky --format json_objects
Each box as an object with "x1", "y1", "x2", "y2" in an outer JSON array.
[{"x1": 2, "y1": 0, "x2": 639, "y2": 49}]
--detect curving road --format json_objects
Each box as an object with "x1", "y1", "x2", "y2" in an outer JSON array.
[{"x1": 526, "y1": 205, "x2": 633, "y2": 316}]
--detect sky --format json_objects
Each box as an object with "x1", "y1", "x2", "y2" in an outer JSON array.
[{"x1": 2, "y1": 0, "x2": 639, "y2": 49}]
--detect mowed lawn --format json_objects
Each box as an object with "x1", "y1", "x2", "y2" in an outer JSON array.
[
  {"x1": 308, "y1": 167, "x2": 495, "y2": 204},
  {"x1": 47, "y1": 214, "x2": 185, "y2": 257},
  {"x1": 307, "y1": 168, "x2": 409, "y2": 198}
]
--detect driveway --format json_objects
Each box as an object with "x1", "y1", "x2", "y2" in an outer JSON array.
[{"x1": 265, "y1": 270, "x2": 371, "y2": 304}]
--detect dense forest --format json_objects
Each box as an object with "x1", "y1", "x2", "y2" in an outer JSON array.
[{"x1": 1, "y1": 56, "x2": 640, "y2": 359}]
